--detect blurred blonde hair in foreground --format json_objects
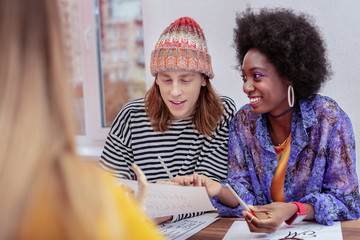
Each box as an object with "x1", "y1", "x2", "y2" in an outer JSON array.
[{"x1": 0, "y1": 0, "x2": 162, "y2": 239}]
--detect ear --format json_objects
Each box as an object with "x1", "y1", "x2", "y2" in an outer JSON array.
[
  {"x1": 155, "y1": 77, "x2": 159, "y2": 85},
  {"x1": 201, "y1": 75, "x2": 207, "y2": 87}
]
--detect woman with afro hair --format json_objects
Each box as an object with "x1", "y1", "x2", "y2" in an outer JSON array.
[{"x1": 177, "y1": 8, "x2": 360, "y2": 233}]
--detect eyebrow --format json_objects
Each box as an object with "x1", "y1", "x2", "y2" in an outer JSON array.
[
  {"x1": 243, "y1": 67, "x2": 267, "y2": 72},
  {"x1": 158, "y1": 73, "x2": 195, "y2": 78}
]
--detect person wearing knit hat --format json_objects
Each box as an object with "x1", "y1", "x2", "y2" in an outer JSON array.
[
  {"x1": 100, "y1": 17, "x2": 236, "y2": 223},
  {"x1": 150, "y1": 17, "x2": 214, "y2": 79}
]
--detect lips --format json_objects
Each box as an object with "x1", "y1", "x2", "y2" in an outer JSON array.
[{"x1": 170, "y1": 100, "x2": 186, "y2": 105}]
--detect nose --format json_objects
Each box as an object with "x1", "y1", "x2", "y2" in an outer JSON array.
[
  {"x1": 243, "y1": 79, "x2": 255, "y2": 94},
  {"x1": 170, "y1": 81, "x2": 182, "y2": 96}
]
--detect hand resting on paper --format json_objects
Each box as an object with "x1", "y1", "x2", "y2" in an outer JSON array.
[{"x1": 243, "y1": 202, "x2": 315, "y2": 233}]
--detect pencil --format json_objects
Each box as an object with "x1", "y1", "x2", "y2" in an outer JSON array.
[
  {"x1": 225, "y1": 183, "x2": 259, "y2": 219},
  {"x1": 158, "y1": 156, "x2": 174, "y2": 181}
]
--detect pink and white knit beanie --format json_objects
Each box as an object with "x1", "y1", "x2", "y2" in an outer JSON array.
[{"x1": 150, "y1": 17, "x2": 214, "y2": 79}]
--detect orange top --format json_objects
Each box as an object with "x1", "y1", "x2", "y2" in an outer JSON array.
[{"x1": 271, "y1": 134, "x2": 291, "y2": 202}]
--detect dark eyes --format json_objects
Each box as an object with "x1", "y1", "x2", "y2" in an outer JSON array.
[
  {"x1": 254, "y1": 72, "x2": 263, "y2": 79},
  {"x1": 242, "y1": 72, "x2": 264, "y2": 82}
]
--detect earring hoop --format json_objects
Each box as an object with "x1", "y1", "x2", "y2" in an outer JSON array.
[{"x1": 288, "y1": 85, "x2": 294, "y2": 107}]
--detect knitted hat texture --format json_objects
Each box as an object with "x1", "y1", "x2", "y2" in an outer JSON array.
[{"x1": 150, "y1": 17, "x2": 214, "y2": 79}]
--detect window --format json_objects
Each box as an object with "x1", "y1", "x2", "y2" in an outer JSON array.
[
  {"x1": 70, "y1": 0, "x2": 146, "y2": 155},
  {"x1": 59, "y1": 0, "x2": 86, "y2": 135}
]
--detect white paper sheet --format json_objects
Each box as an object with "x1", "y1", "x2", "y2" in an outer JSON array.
[
  {"x1": 158, "y1": 212, "x2": 218, "y2": 240},
  {"x1": 118, "y1": 179, "x2": 216, "y2": 218},
  {"x1": 223, "y1": 220, "x2": 342, "y2": 240}
]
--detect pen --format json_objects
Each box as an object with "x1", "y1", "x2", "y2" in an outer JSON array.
[
  {"x1": 225, "y1": 183, "x2": 258, "y2": 218},
  {"x1": 158, "y1": 156, "x2": 174, "y2": 181}
]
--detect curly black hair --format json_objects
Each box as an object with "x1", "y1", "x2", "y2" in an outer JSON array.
[{"x1": 234, "y1": 8, "x2": 331, "y2": 99}]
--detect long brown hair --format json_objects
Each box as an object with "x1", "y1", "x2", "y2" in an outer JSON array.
[
  {"x1": 0, "y1": 0, "x2": 144, "y2": 239},
  {"x1": 0, "y1": 0, "x2": 76, "y2": 237},
  {"x1": 145, "y1": 76, "x2": 223, "y2": 136}
]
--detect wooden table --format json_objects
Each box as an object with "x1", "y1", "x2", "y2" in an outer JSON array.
[{"x1": 188, "y1": 217, "x2": 360, "y2": 240}]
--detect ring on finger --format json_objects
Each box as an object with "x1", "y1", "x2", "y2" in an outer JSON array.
[{"x1": 247, "y1": 215, "x2": 255, "y2": 223}]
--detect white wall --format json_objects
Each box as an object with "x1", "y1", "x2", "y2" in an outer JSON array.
[{"x1": 142, "y1": 0, "x2": 360, "y2": 176}]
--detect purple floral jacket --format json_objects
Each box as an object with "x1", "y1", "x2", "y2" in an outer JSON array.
[{"x1": 212, "y1": 95, "x2": 360, "y2": 225}]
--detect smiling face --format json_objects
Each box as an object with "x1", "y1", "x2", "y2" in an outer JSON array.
[
  {"x1": 156, "y1": 70, "x2": 206, "y2": 120},
  {"x1": 241, "y1": 48, "x2": 291, "y2": 115}
]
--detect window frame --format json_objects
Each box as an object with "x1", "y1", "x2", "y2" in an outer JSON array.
[{"x1": 76, "y1": 0, "x2": 108, "y2": 155}]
